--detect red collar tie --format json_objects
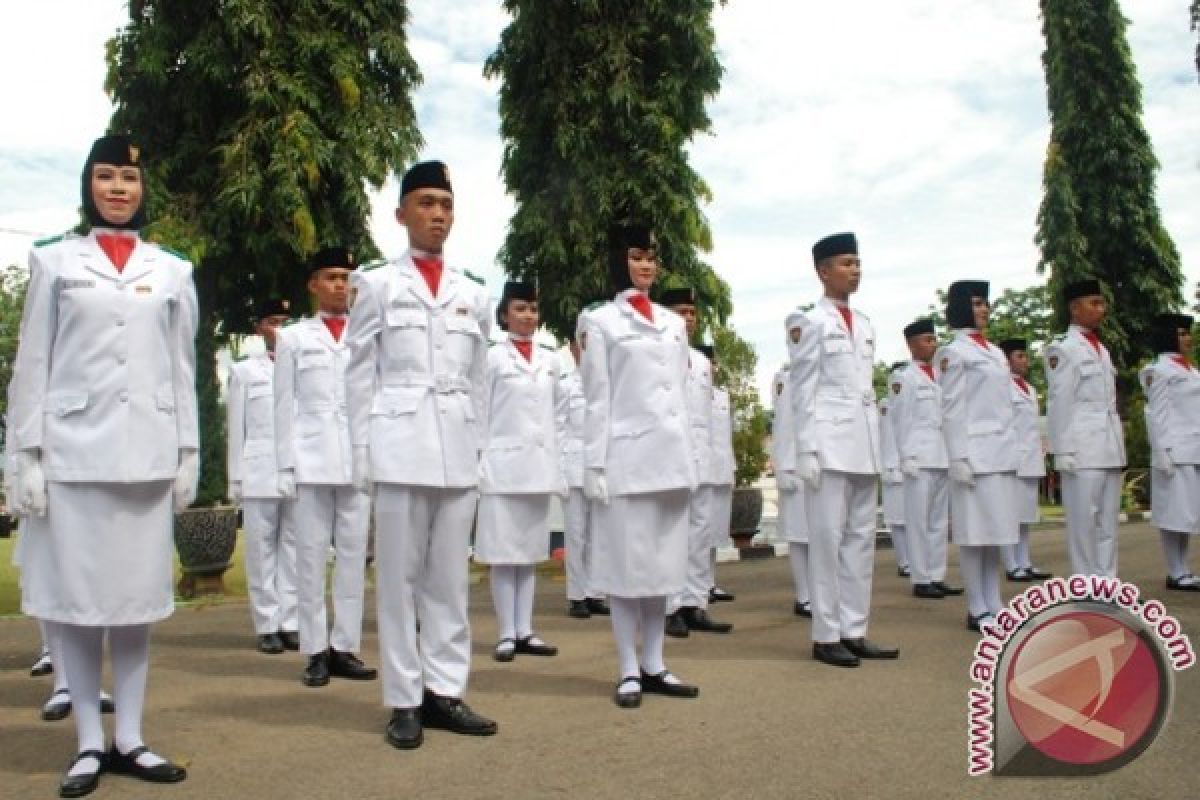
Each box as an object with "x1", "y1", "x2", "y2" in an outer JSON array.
[
  {"x1": 513, "y1": 340, "x2": 533, "y2": 362},
  {"x1": 1172, "y1": 354, "x2": 1193, "y2": 371},
  {"x1": 836, "y1": 305, "x2": 854, "y2": 334},
  {"x1": 628, "y1": 292, "x2": 654, "y2": 322},
  {"x1": 919, "y1": 363, "x2": 935, "y2": 381},
  {"x1": 1082, "y1": 330, "x2": 1103, "y2": 355},
  {"x1": 96, "y1": 233, "x2": 135, "y2": 273},
  {"x1": 1015, "y1": 376, "x2": 1031, "y2": 395},
  {"x1": 968, "y1": 332, "x2": 988, "y2": 349},
  {"x1": 413, "y1": 255, "x2": 443, "y2": 297},
  {"x1": 322, "y1": 316, "x2": 346, "y2": 342}
]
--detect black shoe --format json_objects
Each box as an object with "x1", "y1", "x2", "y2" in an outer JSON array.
[
  {"x1": 257, "y1": 633, "x2": 284, "y2": 654},
  {"x1": 664, "y1": 611, "x2": 690, "y2": 638},
  {"x1": 912, "y1": 583, "x2": 945, "y2": 599},
  {"x1": 31, "y1": 650, "x2": 53, "y2": 677},
  {"x1": 105, "y1": 745, "x2": 186, "y2": 784},
  {"x1": 1027, "y1": 567, "x2": 1053, "y2": 580},
  {"x1": 42, "y1": 688, "x2": 72, "y2": 721},
  {"x1": 568, "y1": 600, "x2": 591, "y2": 619},
  {"x1": 793, "y1": 601, "x2": 812, "y2": 618},
  {"x1": 813, "y1": 642, "x2": 860, "y2": 668},
  {"x1": 493, "y1": 638, "x2": 516, "y2": 663},
  {"x1": 1006, "y1": 568, "x2": 1033, "y2": 582},
  {"x1": 585, "y1": 597, "x2": 610, "y2": 616},
  {"x1": 639, "y1": 669, "x2": 699, "y2": 698},
  {"x1": 932, "y1": 581, "x2": 964, "y2": 596},
  {"x1": 841, "y1": 637, "x2": 899, "y2": 660},
  {"x1": 59, "y1": 749, "x2": 105, "y2": 798},
  {"x1": 709, "y1": 586, "x2": 736, "y2": 603},
  {"x1": 328, "y1": 649, "x2": 377, "y2": 680},
  {"x1": 421, "y1": 691, "x2": 498, "y2": 736},
  {"x1": 613, "y1": 677, "x2": 642, "y2": 709},
  {"x1": 278, "y1": 631, "x2": 300, "y2": 651},
  {"x1": 897, "y1": 565, "x2": 911, "y2": 578},
  {"x1": 683, "y1": 607, "x2": 733, "y2": 633},
  {"x1": 303, "y1": 651, "x2": 330, "y2": 687},
  {"x1": 100, "y1": 693, "x2": 115, "y2": 714},
  {"x1": 967, "y1": 612, "x2": 995, "y2": 633},
  {"x1": 385, "y1": 708, "x2": 423, "y2": 749},
  {"x1": 1166, "y1": 574, "x2": 1200, "y2": 592},
  {"x1": 514, "y1": 635, "x2": 558, "y2": 656}
]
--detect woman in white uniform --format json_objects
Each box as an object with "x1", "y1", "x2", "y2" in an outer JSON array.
[
  {"x1": 1140, "y1": 313, "x2": 1200, "y2": 592},
  {"x1": 9, "y1": 135, "x2": 196, "y2": 796},
  {"x1": 475, "y1": 281, "x2": 564, "y2": 660},
  {"x1": 581, "y1": 223, "x2": 700, "y2": 708}
]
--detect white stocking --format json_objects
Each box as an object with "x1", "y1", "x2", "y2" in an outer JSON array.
[
  {"x1": 1160, "y1": 530, "x2": 1188, "y2": 578},
  {"x1": 489, "y1": 566, "x2": 517, "y2": 641},
  {"x1": 959, "y1": 546, "x2": 989, "y2": 618},
  {"x1": 109, "y1": 624, "x2": 165, "y2": 767},
  {"x1": 514, "y1": 565, "x2": 536, "y2": 640},
  {"x1": 638, "y1": 596, "x2": 669, "y2": 676},
  {"x1": 57, "y1": 624, "x2": 104, "y2": 777},
  {"x1": 608, "y1": 596, "x2": 641, "y2": 680}
]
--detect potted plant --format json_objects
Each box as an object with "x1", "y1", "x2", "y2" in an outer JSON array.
[{"x1": 712, "y1": 326, "x2": 770, "y2": 550}]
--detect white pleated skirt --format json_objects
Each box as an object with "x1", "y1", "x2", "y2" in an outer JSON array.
[
  {"x1": 950, "y1": 472, "x2": 1019, "y2": 547},
  {"x1": 473, "y1": 493, "x2": 552, "y2": 565},
  {"x1": 777, "y1": 488, "x2": 808, "y2": 543},
  {"x1": 1016, "y1": 476, "x2": 1041, "y2": 526},
  {"x1": 592, "y1": 489, "x2": 689, "y2": 597},
  {"x1": 21, "y1": 481, "x2": 175, "y2": 626},
  {"x1": 1151, "y1": 464, "x2": 1200, "y2": 534}
]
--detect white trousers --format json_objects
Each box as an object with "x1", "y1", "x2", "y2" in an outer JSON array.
[
  {"x1": 293, "y1": 484, "x2": 369, "y2": 656},
  {"x1": 374, "y1": 485, "x2": 477, "y2": 709},
  {"x1": 241, "y1": 498, "x2": 299, "y2": 635},
  {"x1": 669, "y1": 485, "x2": 714, "y2": 612},
  {"x1": 960, "y1": 545, "x2": 1003, "y2": 618},
  {"x1": 804, "y1": 471, "x2": 878, "y2": 644},
  {"x1": 891, "y1": 524, "x2": 910, "y2": 570},
  {"x1": 1061, "y1": 469, "x2": 1121, "y2": 577},
  {"x1": 903, "y1": 468, "x2": 949, "y2": 585},
  {"x1": 563, "y1": 488, "x2": 597, "y2": 601},
  {"x1": 789, "y1": 544, "x2": 810, "y2": 604},
  {"x1": 1003, "y1": 524, "x2": 1033, "y2": 572}
]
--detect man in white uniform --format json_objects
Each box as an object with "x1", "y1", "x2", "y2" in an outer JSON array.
[
  {"x1": 878, "y1": 364, "x2": 910, "y2": 580},
  {"x1": 1044, "y1": 279, "x2": 1126, "y2": 578},
  {"x1": 998, "y1": 338, "x2": 1052, "y2": 582},
  {"x1": 704, "y1": 346, "x2": 737, "y2": 606},
  {"x1": 772, "y1": 365, "x2": 810, "y2": 616},
  {"x1": 227, "y1": 298, "x2": 298, "y2": 653},
  {"x1": 275, "y1": 247, "x2": 375, "y2": 687},
  {"x1": 345, "y1": 161, "x2": 497, "y2": 749},
  {"x1": 783, "y1": 232, "x2": 898, "y2": 668}
]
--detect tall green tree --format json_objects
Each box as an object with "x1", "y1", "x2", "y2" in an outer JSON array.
[
  {"x1": 485, "y1": 0, "x2": 730, "y2": 340},
  {"x1": 712, "y1": 325, "x2": 768, "y2": 487},
  {"x1": 105, "y1": 0, "x2": 422, "y2": 503},
  {"x1": 1036, "y1": 0, "x2": 1184, "y2": 380},
  {"x1": 0, "y1": 265, "x2": 28, "y2": 443}
]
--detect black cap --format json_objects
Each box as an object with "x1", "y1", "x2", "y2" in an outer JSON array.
[
  {"x1": 1150, "y1": 313, "x2": 1194, "y2": 354},
  {"x1": 999, "y1": 338, "x2": 1028, "y2": 356},
  {"x1": 946, "y1": 280, "x2": 989, "y2": 329},
  {"x1": 903, "y1": 318, "x2": 935, "y2": 339},
  {"x1": 82, "y1": 134, "x2": 146, "y2": 230},
  {"x1": 607, "y1": 222, "x2": 657, "y2": 294},
  {"x1": 659, "y1": 287, "x2": 696, "y2": 307},
  {"x1": 255, "y1": 297, "x2": 292, "y2": 320},
  {"x1": 496, "y1": 281, "x2": 538, "y2": 330},
  {"x1": 309, "y1": 246, "x2": 354, "y2": 274},
  {"x1": 401, "y1": 160, "x2": 453, "y2": 197},
  {"x1": 812, "y1": 232, "x2": 857, "y2": 264},
  {"x1": 1063, "y1": 279, "x2": 1104, "y2": 304}
]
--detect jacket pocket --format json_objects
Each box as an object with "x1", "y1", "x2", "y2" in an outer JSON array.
[
  {"x1": 611, "y1": 415, "x2": 655, "y2": 439},
  {"x1": 371, "y1": 386, "x2": 424, "y2": 418},
  {"x1": 967, "y1": 420, "x2": 1000, "y2": 436},
  {"x1": 46, "y1": 390, "x2": 88, "y2": 417},
  {"x1": 156, "y1": 386, "x2": 176, "y2": 415}
]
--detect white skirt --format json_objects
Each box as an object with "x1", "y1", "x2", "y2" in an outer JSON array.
[
  {"x1": 592, "y1": 490, "x2": 689, "y2": 597},
  {"x1": 1151, "y1": 464, "x2": 1200, "y2": 534},
  {"x1": 777, "y1": 488, "x2": 808, "y2": 543},
  {"x1": 882, "y1": 481, "x2": 905, "y2": 525},
  {"x1": 1016, "y1": 476, "x2": 1041, "y2": 526},
  {"x1": 473, "y1": 493, "x2": 552, "y2": 565},
  {"x1": 950, "y1": 472, "x2": 1019, "y2": 547},
  {"x1": 21, "y1": 481, "x2": 175, "y2": 625}
]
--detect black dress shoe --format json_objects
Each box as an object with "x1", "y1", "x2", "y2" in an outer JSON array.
[
  {"x1": 31, "y1": 650, "x2": 53, "y2": 677},
  {"x1": 278, "y1": 631, "x2": 300, "y2": 651},
  {"x1": 793, "y1": 601, "x2": 812, "y2": 618},
  {"x1": 613, "y1": 677, "x2": 642, "y2": 709},
  {"x1": 585, "y1": 597, "x2": 611, "y2": 615},
  {"x1": 967, "y1": 612, "x2": 995, "y2": 633},
  {"x1": 106, "y1": 745, "x2": 186, "y2": 783},
  {"x1": 932, "y1": 581, "x2": 964, "y2": 596},
  {"x1": 683, "y1": 607, "x2": 733, "y2": 633},
  {"x1": 709, "y1": 586, "x2": 736, "y2": 603},
  {"x1": 912, "y1": 583, "x2": 945, "y2": 599},
  {"x1": 897, "y1": 565, "x2": 911, "y2": 578},
  {"x1": 1006, "y1": 568, "x2": 1033, "y2": 582},
  {"x1": 385, "y1": 708, "x2": 423, "y2": 749},
  {"x1": 568, "y1": 600, "x2": 591, "y2": 619},
  {"x1": 303, "y1": 651, "x2": 330, "y2": 687},
  {"x1": 328, "y1": 649, "x2": 377, "y2": 680},
  {"x1": 257, "y1": 633, "x2": 284, "y2": 654},
  {"x1": 493, "y1": 639, "x2": 516, "y2": 662},
  {"x1": 640, "y1": 670, "x2": 699, "y2": 698},
  {"x1": 841, "y1": 637, "x2": 899, "y2": 660},
  {"x1": 59, "y1": 749, "x2": 105, "y2": 798},
  {"x1": 813, "y1": 642, "x2": 860, "y2": 668},
  {"x1": 664, "y1": 611, "x2": 690, "y2": 638},
  {"x1": 514, "y1": 635, "x2": 558, "y2": 656},
  {"x1": 1027, "y1": 567, "x2": 1053, "y2": 580},
  {"x1": 421, "y1": 691, "x2": 498, "y2": 736},
  {"x1": 42, "y1": 689, "x2": 72, "y2": 721},
  {"x1": 1166, "y1": 574, "x2": 1200, "y2": 592}
]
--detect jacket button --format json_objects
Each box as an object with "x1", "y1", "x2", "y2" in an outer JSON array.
[
  {"x1": 119, "y1": 391, "x2": 129, "y2": 402},
  {"x1": 116, "y1": 318, "x2": 126, "y2": 327}
]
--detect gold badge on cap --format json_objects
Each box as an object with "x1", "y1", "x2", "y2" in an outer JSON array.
[
  {"x1": 129, "y1": 145, "x2": 140, "y2": 164},
  {"x1": 281, "y1": 299, "x2": 290, "y2": 311}
]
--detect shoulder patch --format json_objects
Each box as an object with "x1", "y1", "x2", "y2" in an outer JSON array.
[
  {"x1": 584, "y1": 300, "x2": 605, "y2": 312},
  {"x1": 892, "y1": 382, "x2": 902, "y2": 395},
  {"x1": 233, "y1": 354, "x2": 249, "y2": 362},
  {"x1": 283, "y1": 318, "x2": 301, "y2": 327},
  {"x1": 151, "y1": 243, "x2": 188, "y2": 261},
  {"x1": 34, "y1": 232, "x2": 69, "y2": 248},
  {"x1": 360, "y1": 258, "x2": 387, "y2": 272},
  {"x1": 462, "y1": 268, "x2": 485, "y2": 286}
]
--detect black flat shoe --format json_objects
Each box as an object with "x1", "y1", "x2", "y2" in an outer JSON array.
[
  {"x1": 813, "y1": 642, "x2": 860, "y2": 668},
  {"x1": 1006, "y1": 568, "x2": 1034, "y2": 582},
  {"x1": 967, "y1": 612, "x2": 995, "y2": 633},
  {"x1": 278, "y1": 631, "x2": 300, "y2": 651},
  {"x1": 493, "y1": 638, "x2": 516, "y2": 662},
  {"x1": 640, "y1": 670, "x2": 699, "y2": 698},
  {"x1": 303, "y1": 651, "x2": 330, "y2": 687},
  {"x1": 100, "y1": 693, "x2": 115, "y2": 714},
  {"x1": 841, "y1": 637, "x2": 899, "y2": 660},
  {"x1": 912, "y1": 583, "x2": 945, "y2": 599},
  {"x1": 42, "y1": 689, "x2": 72, "y2": 721},
  {"x1": 585, "y1": 597, "x2": 610, "y2": 616},
  {"x1": 932, "y1": 581, "x2": 964, "y2": 596},
  {"x1": 31, "y1": 650, "x2": 53, "y2": 677},
  {"x1": 1167, "y1": 574, "x2": 1200, "y2": 591},
  {"x1": 793, "y1": 601, "x2": 812, "y2": 618},
  {"x1": 257, "y1": 633, "x2": 284, "y2": 654},
  {"x1": 1027, "y1": 567, "x2": 1053, "y2": 580},
  {"x1": 106, "y1": 745, "x2": 186, "y2": 784},
  {"x1": 59, "y1": 749, "x2": 105, "y2": 798},
  {"x1": 683, "y1": 608, "x2": 733, "y2": 633},
  {"x1": 514, "y1": 635, "x2": 558, "y2": 656},
  {"x1": 421, "y1": 691, "x2": 498, "y2": 735},
  {"x1": 568, "y1": 600, "x2": 591, "y2": 619},
  {"x1": 613, "y1": 677, "x2": 642, "y2": 709},
  {"x1": 664, "y1": 611, "x2": 689, "y2": 638},
  {"x1": 385, "y1": 708, "x2": 423, "y2": 749},
  {"x1": 709, "y1": 586, "x2": 736, "y2": 603},
  {"x1": 328, "y1": 649, "x2": 377, "y2": 680},
  {"x1": 897, "y1": 565, "x2": 911, "y2": 578}
]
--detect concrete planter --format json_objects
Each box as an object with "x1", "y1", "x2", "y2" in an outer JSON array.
[
  {"x1": 173, "y1": 505, "x2": 238, "y2": 598},
  {"x1": 730, "y1": 486, "x2": 764, "y2": 549}
]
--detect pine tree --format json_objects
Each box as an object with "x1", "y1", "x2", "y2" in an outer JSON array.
[
  {"x1": 485, "y1": 0, "x2": 730, "y2": 339},
  {"x1": 106, "y1": 0, "x2": 422, "y2": 503}
]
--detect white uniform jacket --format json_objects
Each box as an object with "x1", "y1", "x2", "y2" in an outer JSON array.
[
  {"x1": 935, "y1": 331, "x2": 1018, "y2": 475},
  {"x1": 555, "y1": 369, "x2": 585, "y2": 489},
  {"x1": 345, "y1": 254, "x2": 491, "y2": 488},
  {"x1": 227, "y1": 354, "x2": 283, "y2": 498},
  {"x1": 9, "y1": 231, "x2": 198, "y2": 482},
  {"x1": 274, "y1": 317, "x2": 353, "y2": 485},
  {"x1": 891, "y1": 362, "x2": 949, "y2": 469},
  {"x1": 1140, "y1": 354, "x2": 1200, "y2": 468},
  {"x1": 581, "y1": 291, "x2": 697, "y2": 496},
  {"x1": 785, "y1": 298, "x2": 880, "y2": 475},
  {"x1": 1044, "y1": 326, "x2": 1126, "y2": 469},
  {"x1": 878, "y1": 397, "x2": 899, "y2": 479},
  {"x1": 480, "y1": 338, "x2": 566, "y2": 495},
  {"x1": 1010, "y1": 377, "x2": 1046, "y2": 479},
  {"x1": 771, "y1": 368, "x2": 795, "y2": 476},
  {"x1": 685, "y1": 346, "x2": 713, "y2": 477},
  {"x1": 707, "y1": 387, "x2": 735, "y2": 487}
]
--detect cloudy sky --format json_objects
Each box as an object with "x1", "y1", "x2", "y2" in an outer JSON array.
[{"x1": 1, "y1": 1, "x2": 1196, "y2": 397}]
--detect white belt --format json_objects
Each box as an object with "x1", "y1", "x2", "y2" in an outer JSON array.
[{"x1": 383, "y1": 375, "x2": 472, "y2": 394}]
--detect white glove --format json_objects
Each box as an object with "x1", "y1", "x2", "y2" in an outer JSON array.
[
  {"x1": 352, "y1": 446, "x2": 372, "y2": 494},
  {"x1": 1055, "y1": 454, "x2": 1078, "y2": 474},
  {"x1": 949, "y1": 459, "x2": 975, "y2": 487},
  {"x1": 583, "y1": 468, "x2": 609, "y2": 504},
  {"x1": 173, "y1": 449, "x2": 199, "y2": 512},
  {"x1": 883, "y1": 467, "x2": 903, "y2": 485},
  {"x1": 277, "y1": 469, "x2": 297, "y2": 500},
  {"x1": 17, "y1": 450, "x2": 46, "y2": 517},
  {"x1": 228, "y1": 481, "x2": 243, "y2": 505},
  {"x1": 797, "y1": 453, "x2": 821, "y2": 490},
  {"x1": 901, "y1": 458, "x2": 920, "y2": 478},
  {"x1": 1157, "y1": 450, "x2": 1176, "y2": 479},
  {"x1": 776, "y1": 470, "x2": 798, "y2": 492},
  {"x1": 5, "y1": 454, "x2": 23, "y2": 516}
]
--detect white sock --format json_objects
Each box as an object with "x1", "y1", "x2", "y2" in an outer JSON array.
[
  {"x1": 789, "y1": 545, "x2": 810, "y2": 604},
  {"x1": 638, "y1": 596, "x2": 669, "y2": 676},
  {"x1": 110, "y1": 624, "x2": 164, "y2": 767},
  {"x1": 490, "y1": 566, "x2": 518, "y2": 642},
  {"x1": 57, "y1": 624, "x2": 105, "y2": 775},
  {"x1": 981, "y1": 546, "x2": 1003, "y2": 615},
  {"x1": 514, "y1": 565, "x2": 537, "y2": 640},
  {"x1": 44, "y1": 620, "x2": 69, "y2": 694},
  {"x1": 608, "y1": 596, "x2": 641, "y2": 680},
  {"x1": 959, "y1": 546, "x2": 989, "y2": 618},
  {"x1": 891, "y1": 524, "x2": 910, "y2": 569}
]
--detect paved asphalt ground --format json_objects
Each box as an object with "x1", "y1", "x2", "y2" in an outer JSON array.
[{"x1": 2, "y1": 521, "x2": 1197, "y2": 800}]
